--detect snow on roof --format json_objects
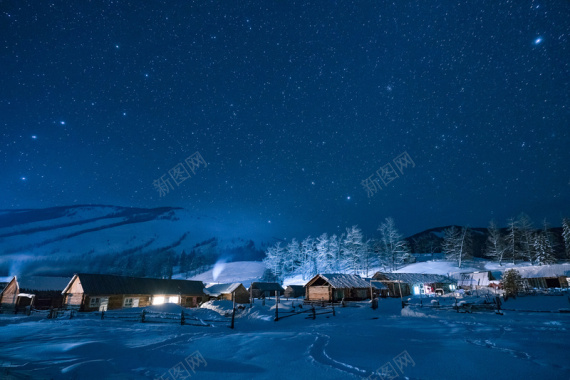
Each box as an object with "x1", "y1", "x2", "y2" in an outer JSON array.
[
  {"x1": 317, "y1": 274, "x2": 371, "y2": 289},
  {"x1": 374, "y1": 272, "x2": 455, "y2": 284},
  {"x1": 204, "y1": 283, "x2": 242, "y2": 297},
  {"x1": 456, "y1": 272, "x2": 492, "y2": 286},
  {"x1": 16, "y1": 276, "x2": 71, "y2": 292}
]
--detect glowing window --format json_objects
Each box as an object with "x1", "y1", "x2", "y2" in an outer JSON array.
[{"x1": 153, "y1": 296, "x2": 165, "y2": 305}]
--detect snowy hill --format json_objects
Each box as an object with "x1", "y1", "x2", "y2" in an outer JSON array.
[{"x1": 0, "y1": 205, "x2": 267, "y2": 277}]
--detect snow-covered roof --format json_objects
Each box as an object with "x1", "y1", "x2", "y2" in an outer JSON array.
[
  {"x1": 514, "y1": 264, "x2": 570, "y2": 279},
  {"x1": 315, "y1": 274, "x2": 371, "y2": 289},
  {"x1": 374, "y1": 272, "x2": 455, "y2": 284},
  {"x1": 204, "y1": 283, "x2": 242, "y2": 297},
  {"x1": 16, "y1": 276, "x2": 71, "y2": 292},
  {"x1": 456, "y1": 272, "x2": 493, "y2": 286}
]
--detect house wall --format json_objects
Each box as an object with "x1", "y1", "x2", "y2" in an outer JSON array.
[
  {"x1": 307, "y1": 285, "x2": 330, "y2": 301},
  {"x1": 0, "y1": 280, "x2": 18, "y2": 310}
]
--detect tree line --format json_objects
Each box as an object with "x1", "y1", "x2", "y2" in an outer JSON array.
[
  {"x1": 443, "y1": 214, "x2": 570, "y2": 267},
  {"x1": 263, "y1": 218, "x2": 412, "y2": 282}
]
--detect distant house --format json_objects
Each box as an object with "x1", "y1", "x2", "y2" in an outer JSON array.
[
  {"x1": 249, "y1": 282, "x2": 284, "y2": 299},
  {"x1": 457, "y1": 271, "x2": 496, "y2": 289},
  {"x1": 373, "y1": 272, "x2": 456, "y2": 297},
  {"x1": 509, "y1": 264, "x2": 570, "y2": 290},
  {"x1": 284, "y1": 285, "x2": 305, "y2": 299},
  {"x1": 0, "y1": 276, "x2": 71, "y2": 312},
  {"x1": 305, "y1": 274, "x2": 371, "y2": 302},
  {"x1": 62, "y1": 273, "x2": 205, "y2": 312},
  {"x1": 204, "y1": 283, "x2": 250, "y2": 304}
]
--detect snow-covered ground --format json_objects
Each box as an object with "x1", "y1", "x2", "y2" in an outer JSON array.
[{"x1": 1, "y1": 293, "x2": 569, "y2": 379}]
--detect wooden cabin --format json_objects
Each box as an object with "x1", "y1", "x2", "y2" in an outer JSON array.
[
  {"x1": 0, "y1": 276, "x2": 71, "y2": 312},
  {"x1": 373, "y1": 272, "x2": 456, "y2": 297},
  {"x1": 204, "y1": 283, "x2": 250, "y2": 304},
  {"x1": 305, "y1": 274, "x2": 371, "y2": 302},
  {"x1": 284, "y1": 285, "x2": 305, "y2": 299},
  {"x1": 62, "y1": 273, "x2": 205, "y2": 312},
  {"x1": 249, "y1": 282, "x2": 284, "y2": 299},
  {"x1": 522, "y1": 275, "x2": 568, "y2": 290}
]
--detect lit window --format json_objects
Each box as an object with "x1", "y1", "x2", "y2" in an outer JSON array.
[
  {"x1": 153, "y1": 296, "x2": 165, "y2": 305},
  {"x1": 168, "y1": 296, "x2": 179, "y2": 304}
]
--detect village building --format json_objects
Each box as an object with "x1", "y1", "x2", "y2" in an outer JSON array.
[
  {"x1": 204, "y1": 283, "x2": 250, "y2": 304},
  {"x1": 373, "y1": 272, "x2": 457, "y2": 297},
  {"x1": 305, "y1": 274, "x2": 371, "y2": 302},
  {"x1": 499, "y1": 264, "x2": 570, "y2": 291},
  {"x1": 248, "y1": 282, "x2": 284, "y2": 299},
  {"x1": 284, "y1": 285, "x2": 305, "y2": 299},
  {"x1": 456, "y1": 271, "x2": 496, "y2": 289},
  {"x1": 61, "y1": 273, "x2": 205, "y2": 312},
  {"x1": 0, "y1": 276, "x2": 71, "y2": 312}
]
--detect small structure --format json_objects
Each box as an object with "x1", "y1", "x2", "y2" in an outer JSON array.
[
  {"x1": 0, "y1": 276, "x2": 71, "y2": 312},
  {"x1": 284, "y1": 285, "x2": 305, "y2": 298},
  {"x1": 498, "y1": 264, "x2": 570, "y2": 290},
  {"x1": 305, "y1": 274, "x2": 371, "y2": 302},
  {"x1": 370, "y1": 280, "x2": 389, "y2": 298},
  {"x1": 249, "y1": 282, "x2": 284, "y2": 299},
  {"x1": 457, "y1": 271, "x2": 496, "y2": 289},
  {"x1": 373, "y1": 272, "x2": 456, "y2": 297},
  {"x1": 204, "y1": 283, "x2": 250, "y2": 304},
  {"x1": 62, "y1": 273, "x2": 205, "y2": 312}
]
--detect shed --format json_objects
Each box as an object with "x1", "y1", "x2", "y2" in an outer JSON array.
[
  {"x1": 373, "y1": 272, "x2": 456, "y2": 297},
  {"x1": 457, "y1": 271, "x2": 496, "y2": 289},
  {"x1": 204, "y1": 283, "x2": 250, "y2": 304},
  {"x1": 62, "y1": 273, "x2": 205, "y2": 311},
  {"x1": 0, "y1": 276, "x2": 71, "y2": 312},
  {"x1": 284, "y1": 285, "x2": 305, "y2": 299},
  {"x1": 305, "y1": 274, "x2": 371, "y2": 302},
  {"x1": 249, "y1": 282, "x2": 284, "y2": 299}
]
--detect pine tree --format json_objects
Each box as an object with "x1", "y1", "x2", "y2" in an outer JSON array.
[
  {"x1": 503, "y1": 269, "x2": 522, "y2": 297},
  {"x1": 534, "y1": 219, "x2": 556, "y2": 265},
  {"x1": 263, "y1": 242, "x2": 285, "y2": 281},
  {"x1": 329, "y1": 234, "x2": 342, "y2": 272},
  {"x1": 486, "y1": 220, "x2": 506, "y2": 265},
  {"x1": 300, "y1": 236, "x2": 316, "y2": 280},
  {"x1": 284, "y1": 238, "x2": 301, "y2": 276},
  {"x1": 562, "y1": 218, "x2": 570, "y2": 259}
]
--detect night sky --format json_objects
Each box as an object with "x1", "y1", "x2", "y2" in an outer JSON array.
[{"x1": 2, "y1": 1, "x2": 569, "y2": 240}]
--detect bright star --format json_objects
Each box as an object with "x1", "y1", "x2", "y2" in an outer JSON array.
[
  {"x1": 534, "y1": 37, "x2": 543, "y2": 45},
  {"x1": 21, "y1": 177, "x2": 26, "y2": 181},
  {"x1": 347, "y1": 196, "x2": 351, "y2": 200},
  {"x1": 31, "y1": 135, "x2": 37, "y2": 139},
  {"x1": 60, "y1": 121, "x2": 66, "y2": 125}
]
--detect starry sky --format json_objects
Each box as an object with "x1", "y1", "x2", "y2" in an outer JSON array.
[{"x1": 2, "y1": 0, "x2": 569, "y2": 240}]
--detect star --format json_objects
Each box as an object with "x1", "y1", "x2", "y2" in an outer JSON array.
[
  {"x1": 534, "y1": 37, "x2": 543, "y2": 45},
  {"x1": 31, "y1": 135, "x2": 37, "y2": 139}
]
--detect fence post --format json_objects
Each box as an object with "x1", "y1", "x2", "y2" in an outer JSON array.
[
  {"x1": 274, "y1": 292, "x2": 279, "y2": 322},
  {"x1": 311, "y1": 304, "x2": 316, "y2": 320},
  {"x1": 332, "y1": 302, "x2": 335, "y2": 316},
  {"x1": 181, "y1": 311, "x2": 185, "y2": 325},
  {"x1": 230, "y1": 292, "x2": 236, "y2": 329},
  {"x1": 101, "y1": 310, "x2": 104, "y2": 320},
  {"x1": 141, "y1": 309, "x2": 146, "y2": 323}
]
